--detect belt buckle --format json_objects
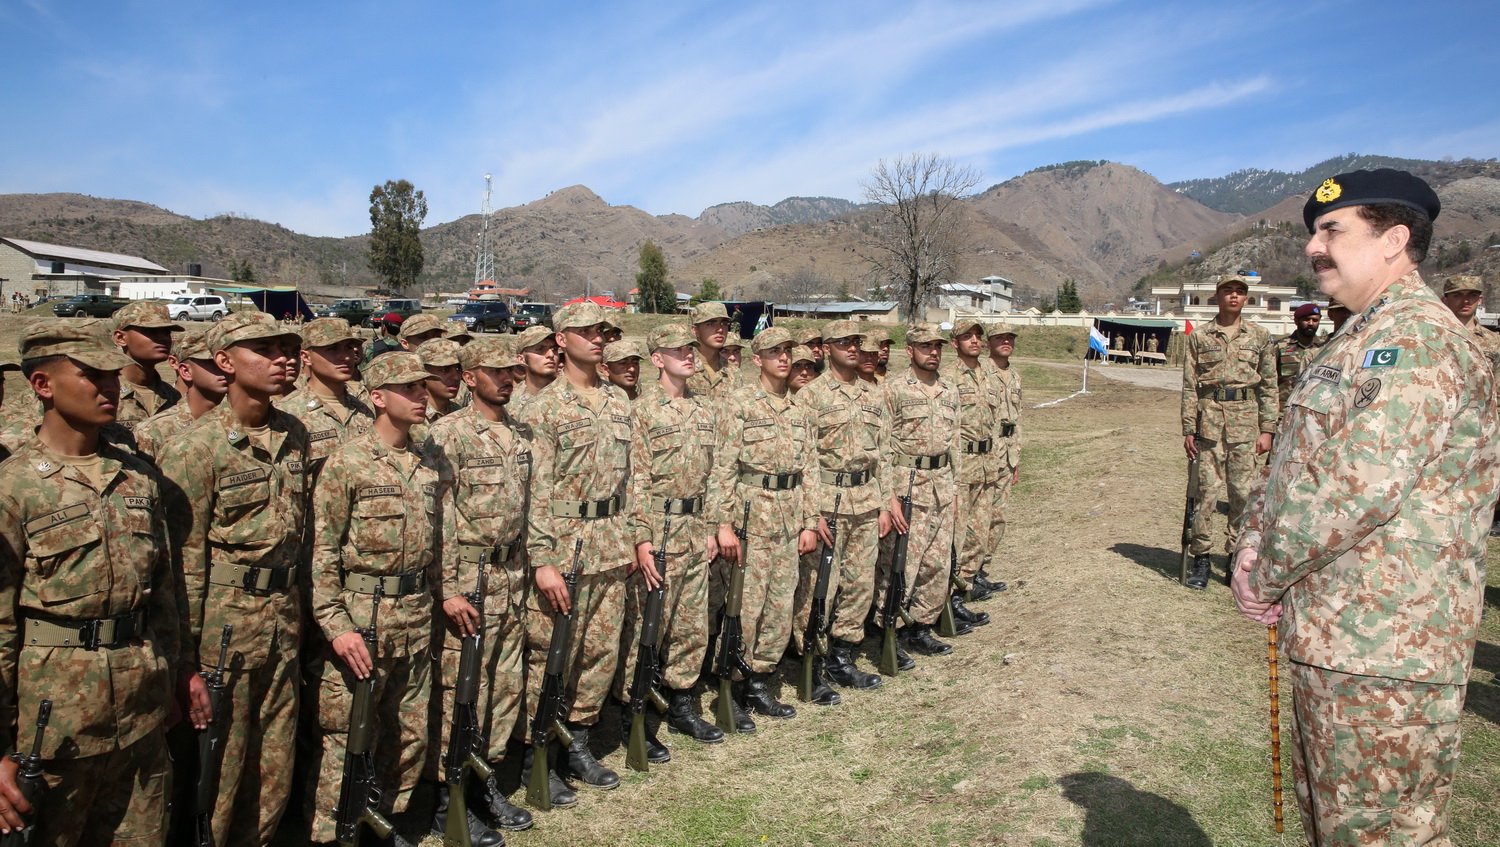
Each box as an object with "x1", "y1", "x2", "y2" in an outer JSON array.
[
  {"x1": 241, "y1": 565, "x2": 264, "y2": 593},
  {"x1": 79, "y1": 619, "x2": 102, "y2": 651}
]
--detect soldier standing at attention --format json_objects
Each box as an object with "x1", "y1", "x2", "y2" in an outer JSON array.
[
  {"x1": 0, "y1": 359, "x2": 18, "y2": 462},
  {"x1": 1273, "y1": 304, "x2": 1327, "y2": 424},
  {"x1": 794, "y1": 327, "x2": 825, "y2": 372},
  {"x1": 721, "y1": 336, "x2": 746, "y2": 380},
  {"x1": 133, "y1": 327, "x2": 227, "y2": 462},
  {"x1": 1438, "y1": 275, "x2": 1500, "y2": 373},
  {"x1": 793, "y1": 320, "x2": 889, "y2": 693},
  {"x1": 510, "y1": 326, "x2": 558, "y2": 419},
  {"x1": 1180, "y1": 274, "x2": 1277, "y2": 589},
  {"x1": 616, "y1": 323, "x2": 726, "y2": 754},
  {"x1": 0, "y1": 322, "x2": 190, "y2": 846},
  {"x1": 871, "y1": 328, "x2": 893, "y2": 382},
  {"x1": 275, "y1": 318, "x2": 373, "y2": 477},
  {"x1": 367, "y1": 313, "x2": 404, "y2": 360},
  {"x1": 856, "y1": 335, "x2": 881, "y2": 384},
  {"x1": 110, "y1": 300, "x2": 183, "y2": 431},
  {"x1": 416, "y1": 338, "x2": 464, "y2": 429},
  {"x1": 513, "y1": 301, "x2": 634, "y2": 796},
  {"x1": 983, "y1": 324, "x2": 1021, "y2": 594},
  {"x1": 787, "y1": 346, "x2": 818, "y2": 393},
  {"x1": 601, "y1": 341, "x2": 644, "y2": 402},
  {"x1": 426, "y1": 337, "x2": 537, "y2": 831},
  {"x1": 686, "y1": 302, "x2": 735, "y2": 398},
  {"x1": 158, "y1": 312, "x2": 311, "y2": 847},
  {"x1": 876, "y1": 324, "x2": 961, "y2": 659},
  {"x1": 306, "y1": 352, "x2": 441, "y2": 845},
  {"x1": 1232, "y1": 168, "x2": 1498, "y2": 847},
  {"x1": 601, "y1": 312, "x2": 625, "y2": 345},
  {"x1": 946, "y1": 318, "x2": 998, "y2": 621},
  {"x1": 709, "y1": 326, "x2": 819, "y2": 727},
  {"x1": 397, "y1": 314, "x2": 448, "y2": 352}
]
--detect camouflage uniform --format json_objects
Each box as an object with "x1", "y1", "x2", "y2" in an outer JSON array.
[
  {"x1": 306, "y1": 415, "x2": 438, "y2": 840},
  {"x1": 686, "y1": 302, "x2": 737, "y2": 399},
  {"x1": 157, "y1": 313, "x2": 310, "y2": 847},
  {"x1": 134, "y1": 328, "x2": 220, "y2": 462},
  {"x1": 276, "y1": 319, "x2": 376, "y2": 476},
  {"x1": 111, "y1": 300, "x2": 184, "y2": 431},
  {"x1": 1180, "y1": 313, "x2": 1276, "y2": 556},
  {"x1": 948, "y1": 328, "x2": 1000, "y2": 588},
  {"x1": 988, "y1": 328, "x2": 1024, "y2": 572},
  {"x1": 0, "y1": 326, "x2": 181, "y2": 847},
  {"x1": 1241, "y1": 271, "x2": 1498, "y2": 846},
  {"x1": 1273, "y1": 333, "x2": 1327, "y2": 423}
]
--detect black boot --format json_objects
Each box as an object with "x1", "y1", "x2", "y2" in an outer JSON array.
[
  {"x1": 728, "y1": 682, "x2": 757, "y2": 734},
  {"x1": 965, "y1": 581, "x2": 994, "y2": 602},
  {"x1": 741, "y1": 673, "x2": 796, "y2": 719},
  {"x1": 806, "y1": 657, "x2": 841, "y2": 706},
  {"x1": 620, "y1": 700, "x2": 670, "y2": 764},
  {"x1": 431, "y1": 781, "x2": 505, "y2": 847},
  {"x1": 904, "y1": 623, "x2": 953, "y2": 656},
  {"x1": 892, "y1": 636, "x2": 917, "y2": 672},
  {"x1": 825, "y1": 640, "x2": 882, "y2": 690},
  {"x1": 563, "y1": 724, "x2": 620, "y2": 789},
  {"x1": 665, "y1": 688, "x2": 725, "y2": 743},
  {"x1": 951, "y1": 596, "x2": 990, "y2": 627},
  {"x1": 1186, "y1": 555, "x2": 1211, "y2": 590},
  {"x1": 974, "y1": 571, "x2": 1008, "y2": 593},
  {"x1": 519, "y1": 745, "x2": 577, "y2": 809},
  {"x1": 472, "y1": 774, "x2": 534, "y2": 831}
]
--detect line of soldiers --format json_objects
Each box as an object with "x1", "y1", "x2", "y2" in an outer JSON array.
[{"x1": 0, "y1": 297, "x2": 1024, "y2": 846}]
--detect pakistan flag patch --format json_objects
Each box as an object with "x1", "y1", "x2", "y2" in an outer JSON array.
[{"x1": 1361, "y1": 348, "x2": 1400, "y2": 368}]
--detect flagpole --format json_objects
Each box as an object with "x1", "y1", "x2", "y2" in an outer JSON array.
[{"x1": 1081, "y1": 350, "x2": 1090, "y2": 394}]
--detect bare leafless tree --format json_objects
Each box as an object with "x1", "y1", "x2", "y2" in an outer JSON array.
[{"x1": 857, "y1": 153, "x2": 982, "y2": 320}]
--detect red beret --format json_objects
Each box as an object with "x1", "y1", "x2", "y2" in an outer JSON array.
[
  {"x1": 384, "y1": 312, "x2": 404, "y2": 325},
  {"x1": 1293, "y1": 303, "x2": 1321, "y2": 319}
]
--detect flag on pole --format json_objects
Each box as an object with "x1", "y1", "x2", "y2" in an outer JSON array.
[{"x1": 1088, "y1": 322, "x2": 1108, "y2": 357}]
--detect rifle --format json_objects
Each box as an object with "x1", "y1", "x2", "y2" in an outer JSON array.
[
  {"x1": 712, "y1": 501, "x2": 755, "y2": 734},
  {"x1": 0, "y1": 699, "x2": 51, "y2": 847},
  {"x1": 938, "y1": 544, "x2": 962, "y2": 638},
  {"x1": 526, "y1": 539, "x2": 583, "y2": 810},
  {"x1": 1180, "y1": 457, "x2": 1198, "y2": 585},
  {"x1": 626, "y1": 519, "x2": 673, "y2": 772},
  {"x1": 443, "y1": 552, "x2": 495, "y2": 847},
  {"x1": 798, "y1": 493, "x2": 840, "y2": 702},
  {"x1": 193, "y1": 625, "x2": 234, "y2": 847},
  {"x1": 878, "y1": 471, "x2": 917, "y2": 677},
  {"x1": 335, "y1": 586, "x2": 397, "y2": 847}
]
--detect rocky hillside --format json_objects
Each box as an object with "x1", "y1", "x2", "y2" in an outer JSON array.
[
  {"x1": 698, "y1": 196, "x2": 868, "y2": 236},
  {"x1": 1170, "y1": 153, "x2": 1500, "y2": 215}
]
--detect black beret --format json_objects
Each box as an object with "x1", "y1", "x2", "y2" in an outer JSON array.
[{"x1": 1302, "y1": 168, "x2": 1440, "y2": 233}]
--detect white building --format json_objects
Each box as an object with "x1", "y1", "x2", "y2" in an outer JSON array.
[{"x1": 1149, "y1": 272, "x2": 1297, "y2": 321}]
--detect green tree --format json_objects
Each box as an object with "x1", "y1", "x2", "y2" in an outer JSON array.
[
  {"x1": 636, "y1": 239, "x2": 676, "y2": 313},
  {"x1": 367, "y1": 179, "x2": 428, "y2": 293},
  {"x1": 692, "y1": 276, "x2": 723, "y2": 305},
  {"x1": 1289, "y1": 274, "x2": 1318, "y2": 298},
  {"x1": 229, "y1": 259, "x2": 256, "y2": 285},
  {"x1": 1056, "y1": 279, "x2": 1082, "y2": 313},
  {"x1": 1039, "y1": 295, "x2": 1056, "y2": 313},
  {"x1": 837, "y1": 279, "x2": 853, "y2": 300}
]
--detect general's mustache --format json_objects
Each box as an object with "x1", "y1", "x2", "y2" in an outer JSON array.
[{"x1": 1310, "y1": 254, "x2": 1337, "y2": 272}]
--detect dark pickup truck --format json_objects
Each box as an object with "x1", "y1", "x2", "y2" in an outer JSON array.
[{"x1": 52, "y1": 294, "x2": 131, "y2": 318}]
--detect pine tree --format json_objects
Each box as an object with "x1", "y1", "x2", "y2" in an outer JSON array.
[
  {"x1": 636, "y1": 240, "x2": 676, "y2": 314},
  {"x1": 1056, "y1": 279, "x2": 1083, "y2": 313},
  {"x1": 367, "y1": 179, "x2": 427, "y2": 293}
]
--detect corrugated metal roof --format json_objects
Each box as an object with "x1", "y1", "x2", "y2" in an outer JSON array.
[
  {"x1": 780, "y1": 301, "x2": 898, "y2": 313},
  {"x1": 2, "y1": 237, "x2": 167, "y2": 273}
]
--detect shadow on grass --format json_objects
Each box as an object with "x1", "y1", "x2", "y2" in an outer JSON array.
[
  {"x1": 1060, "y1": 771, "x2": 1210, "y2": 847},
  {"x1": 1466, "y1": 640, "x2": 1500, "y2": 725},
  {"x1": 1110, "y1": 542, "x2": 1186, "y2": 582}
]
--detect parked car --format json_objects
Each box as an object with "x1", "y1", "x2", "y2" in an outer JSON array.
[
  {"x1": 318, "y1": 298, "x2": 377, "y2": 326},
  {"x1": 510, "y1": 302, "x2": 556, "y2": 332},
  {"x1": 52, "y1": 294, "x2": 130, "y2": 319},
  {"x1": 370, "y1": 298, "x2": 424, "y2": 329},
  {"x1": 449, "y1": 301, "x2": 512, "y2": 333},
  {"x1": 167, "y1": 294, "x2": 229, "y2": 322}
]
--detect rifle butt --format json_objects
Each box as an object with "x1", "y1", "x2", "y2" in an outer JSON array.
[
  {"x1": 797, "y1": 649, "x2": 815, "y2": 702},
  {"x1": 625, "y1": 713, "x2": 650, "y2": 773},
  {"x1": 443, "y1": 782, "x2": 474, "y2": 847},
  {"x1": 879, "y1": 628, "x2": 899, "y2": 678},
  {"x1": 714, "y1": 677, "x2": 736, "y2": 734},
  {"x1": 525, "y1": 743, "x2": 553, "y2": 810},
  {"x1": 938, "y1": 598, "x2": 959, "y2": 638}
]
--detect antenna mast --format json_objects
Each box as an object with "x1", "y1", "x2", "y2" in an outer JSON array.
[{"x1": 473, "y1": 173, "x2": 495, "y2": 288}]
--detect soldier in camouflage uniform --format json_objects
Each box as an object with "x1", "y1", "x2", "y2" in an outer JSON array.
[
  {"x1": 156, "y1": 311, "x2": 311, "y2": 847},
  {"x1": 984, "y1": 323, "x2": 1022, "y2": 593},
  {"x1": 306, "y1": 352, "x2": 441, "y2": 844},
  {"x1": 0, "y1": 322, "x2": 187, "y2": 846},
  {"x1": 856, "y1": 334, "x2": 881, "y2": 384},
  {"x1": 1438, "y1": 275, "x2": 1500, "y2": 536},
  {"x1": 1180, "y1": 274, "x2": 1277, "y2": 589},
  {"x1": 1233, "y1": 169, "x2": 1499, "y2": 847},
  {"x1": 945, "y1": 318, "x2": 998, "y2": 624},
  {"x1": 133, "y1": 327, "x2": 227, "y2": 462},
  {"x1": 275, "y1": 318, "x2": 374, "y2": 478},
  {"x1": 1272, "y1": 304, "x2": 1327, "y2": 425},
  {"x1": 0, "y1": 359, "x2": 17, "y2": 462},
  {"x1": 397, "y1": 314, "x2": 448, "y2": 352},
  {"x1": 792, "y1": 320, "x2": 889, "y2": 694},
  {"x1": 871, "y1": 328, "x2": 893, "y2": 382},
  {"x1": 418, "y1": 339, "x2": 464, "y2": 421},
  {"x1": 425, "y1": 337, "x2": 536, "y2": 832},
  {"x1": 787, "y1": 345, "x2": 817, "y2": 392},
  {"x1": 601, "y1": 340, "x2": 644, "y2": 402},
  {"x1": 721, "y1": 336, "x2": 746, "y2": 381},
  {"x1": 110, "y1": 299, "x2": 184, "y2": 431},
  {"x1": 708, "y1": 326, "x2": 819, "y2": 726},
  {"x1": 794, "y1": 326, "x2": 824, "y2": 371},
  {"x1": 615, "y1": 323, "x2": 726, "y2": 757},
  {"x1": 510, "y1": 326, "x2": 558, "y2": 420},
  {"x1": 686, "y1": 302, "x2": 736, "y2": 398},
  {"x1": 513, "y1": 301, "x2": 634, "y2": 796},
  {"x1": 875, "y1": 324, "x2": 961, "y2": 658}
]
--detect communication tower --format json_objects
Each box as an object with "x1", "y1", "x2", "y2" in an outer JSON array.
[{"x1": 473, "y1": 173, "x2": 495, "y2": 288}]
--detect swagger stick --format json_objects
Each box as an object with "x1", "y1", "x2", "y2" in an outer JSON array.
[{"x1": 1268, "y1": 623, "x2": 1283, "y2": 834}]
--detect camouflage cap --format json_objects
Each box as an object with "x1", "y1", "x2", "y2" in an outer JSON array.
[
  {"x1": 301, "y1": 317, "x2": 359, "y2": 348},
  {"x1": 751, "y1": 326, "x2": 794, "y2": 353},
  {"x1": 790, "y1": 345, "x2": 816, "y2": 364},
  {"x1": 114, "y1": 299, "x2": 184, "y2": 332},
  {"x1": 600, "y1": 309, "x2": 624, "y2": 330},
  {"x1": 950, "y1": 316, "x2": 985, "y2": 337},
  {"x1": 906, "y1": 323, "x2": 946, "y2": 344},
  {"x1": 795, "y1": 326, "x2": 824, "y2": 346},
  {"x1": 20, "y1": 319, "x2": 133, "y2": 371},
  {"x1": 176, "y1": 327, "x2": 213, "y2": 361},
  {"x1": 458, "y1": 336, "x2": 518, "y2": 371},
  {"x1": 985, "y1": 322, "x2": 1020, "y2": 338},
  {"x1": 721, "y1": 334, "x2": 746, "y2": 350},
  {"x1": 417, "y1": 338, "x2": 461, "y2": 368},
  {"x1": 554, "y1": 301, "x2": 610, "y2": 331},
  {"x1": 397, "y1": 312, "x2": 445, "y2": 340},
  {"x1": 690, "y1": 301, "x2": 729, "y2": 324},
  {"x1": 1216, "y1": 274, "x2": 1252, "y2": 291},
  {"x1": 1442, "y1": 275, "x2": 1485, "y2": 295},
  {"x1": 363, "y1": 351, "x2": 429, "y2": 388},
  {"x1": 515, "y1": 325, "x2": 556, "y2": 352},
  {"x1": 603, "y1": 340, "x2": 646, "y2": 363},
  {"x1": 647, "y1": 322, "x2": 696, "y2": 351},
  {"x1": 446, "y1": 324, "x2": 475, "y2": 343},
  {"x1": 864, "y1": 326, "x2": 891, "y2": 345},
  {"x1": 821, "y1": 319, "x2": 864, "y2": 342},
  {"x1": 858, "y1": 335, "x2": 882, "y2": 353},
  {"x1": 208, "y1": 311, "x2": 300, "y2": 353}
]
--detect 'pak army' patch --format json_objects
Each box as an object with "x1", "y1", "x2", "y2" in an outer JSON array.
[{"x1": 1361, "y1": 348, "x2": 1400, "y2": 368}]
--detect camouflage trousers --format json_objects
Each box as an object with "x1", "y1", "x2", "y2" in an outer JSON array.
[
  {"x1": 791, "y1": 507, "x2": 880, "y2": 650},
  {"x1": 957, "y1": 478, "x2": 997, "y2": 583},
  {"x1": 874, "y1": 495, "x2": 956, "y2": 627},
  {"x1": 1288, "y1": 664, "x2": 1464, "y2": 847},
  {"x1": 429, "y1": 598, "x2": 528, "y2": 774},
  {"x1": 206, "y1": 649, "x2": 301, "y2": 847},
  {"x1": 38, "y1": 725, "x2": 169, "y2": 847},
  {"x1": 990, "y1": 465, "x2": 1016, "y2": 575},
  {"x1": 614, "y1": 548, "x2": 712, "y2": 697},
  {"x1": 524, "y1": 569, "x2": 626, "y2": 727},
  {"x1": 1190, "y1": 434, "x2": 1257, "y2": 556},
  {"x1": 731, "y1": 530, "x2": 800, "y2": 675},
  {"x1": 306, "y1": 648, "x2": 432, "y2": 842}
]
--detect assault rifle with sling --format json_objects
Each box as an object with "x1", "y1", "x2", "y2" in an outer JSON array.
[
  {"x1": 625, "y1": 519, "x2": 672, "y2": 772},
  {"x1": 442, "y1": 553, "x2": 495, "y2": 846},
  {"x1": 878, "y1": 470, "x2": 917, "y2": 677},
  {"x1": 193, "y1": 625, "x2": 234, "y2": 847},
  {"x1": 0, "y1": 699, "x2": 50, "y2": 847},
  {"x1": 526, "y1": 539, "x2": 583, "y2": 811},
  {"x1": 798, "y1": 493, "x2": 839, "y2": 702},
  {"x1": 334, "y1": 586, "x2": 398, "y2": 847},
  {"x1": 712, "y1": 501, "x2": 755, "y2": 734}
]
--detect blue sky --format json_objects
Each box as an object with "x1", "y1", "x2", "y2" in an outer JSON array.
[{"x1": 3, "y1": 0, "x2": 1496, "y2": 237}]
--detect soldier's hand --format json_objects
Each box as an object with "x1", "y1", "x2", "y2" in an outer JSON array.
[
  {"x1": 1230, "y1": 548, "x2": 1281, "y2": 625},
  {"x1": 877, "y1": 509, "x2": 893, "y2": 538},
  {"x1": 1183, "y1": 436, "x2": 1198, "y2": 460},
  {"x1": 1012, "y1": 465, "x2": 1020, "y2": 486},
  {"x1": 817, "y1": 516, "x2": 833, "y2": 547},
  {"x1": 705, "y1": 534, "x2": 720, "y2": 562},
  {"x1": 535, "y1": 566, "x2": 571, "y2": 615},
  {"x1": 1254, "y1": 432, "x2": 1273, "y2": 456},
  {"x1": 0, "y1": 757, "x2": 31, "y2": 830},
  {"x1": 333, "y1": 631, "x2": 374, "y2": 680},
  {"x1": 717, "y1": 524, "x2": 741, "y2": 564},
  {"x1": 443, "y1": 596, "x2": 480, "y2": 637},
  {"x1": 182, "y1": 669, "x2": 212, "y2": 731},
  {"x1": 635, "y1": 543, "x2": 662, "y2": 590},
  {"x1": 889, "y1": 497, "x2": 909, "y2": 534},
  {"x1": 797, "y1": 529, "x2": 819, "y2": 555}
]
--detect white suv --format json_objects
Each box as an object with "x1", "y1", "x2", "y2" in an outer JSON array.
[{"x1": 169, "y1": 295, "x2": 228, "y2": 322}]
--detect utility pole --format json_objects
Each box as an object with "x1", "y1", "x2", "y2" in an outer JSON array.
[{"x1": 473, "y1": 174, "x2": 495, "y2": 288}]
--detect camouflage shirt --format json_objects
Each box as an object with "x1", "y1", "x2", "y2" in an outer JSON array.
[
  {"x1": 685, "y1": 345, "x2": 735, "y2": 399},
  {"x1": 115, "y1": 375, "x2": 180, "y2": 431},
  {"x1": 0, "y1": 439, "x2": 182, "y2": 757},
  {"x1": 707, "y1": 383, "x2": 817, "y2": 539},
  {"x1": 1180, "y1": 318, "x2": 1278, "y2": 440},
  {"x1": 948, "y1": 359, "x2": 1000, "y2": 484},
  {"x1": 311, "y1": 429, "x2": 438, "y2": 655},
  {"x1": 1273, "y1": 332, "x2": 1328, "y2": 421},
  {"x1": 1242, "y1": 273, "x2": 1499, "y2": 684},
  {"x1": 879, "y1": 370, "x2": 961, "y2": 505},
  {"x1": 275, "y1": 386, "x2": 374, "y2": 473},
  {"x1": 133, "y1": 401, "x2": 201, "y2": 463},
  {"x1": 794, "y1": 372, "x2": 890, "y2": 515},
  {"x1": 158, "y1": 402, "x2": 310, "y2": 668},
  {"x1": 989, "y1": 359, "x2": 1023, "y2": 469},
  {"x1": 627, "y1": 382, "x2": 719, "y2": 553}
]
